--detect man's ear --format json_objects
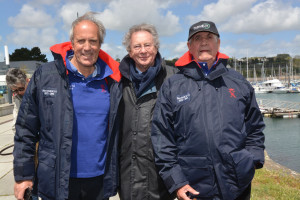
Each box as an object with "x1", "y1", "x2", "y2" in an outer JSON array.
[{"x1": 187, "y1": 41, "x2": 191, "y2": 51}]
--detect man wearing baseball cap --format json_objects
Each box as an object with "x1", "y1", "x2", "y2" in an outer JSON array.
[{"x1": 151, "y1": 21, "x2": 265, "y2": 200}]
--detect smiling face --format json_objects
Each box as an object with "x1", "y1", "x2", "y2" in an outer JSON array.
[
  {"x1": 129, "y1": 31, "x2": 158, "y2": 72},
  {"x1": 71, "y1": 20, "x2": 101, "y2": 70},
  {"x1": 187, "y1": 31, "x2": 220, "y2": 69}
]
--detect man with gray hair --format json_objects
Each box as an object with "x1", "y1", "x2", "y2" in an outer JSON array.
[
  {"x1": 5, "y1": 68, "x2": 29, "y2": 134},
  {"x1": 13, "y1": 12, "x2": 121, "y2": 200},
  {"x1": 109, "y1": 23, "x2": 177, "y2": 200}
]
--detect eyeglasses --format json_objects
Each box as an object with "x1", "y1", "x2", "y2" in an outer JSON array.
[
  {"x1": 11, "y1": 87, "x2": 25, "y2": 94},
  {"x1": 132, "y1": 43, "x2": 154, "y2": 52}
]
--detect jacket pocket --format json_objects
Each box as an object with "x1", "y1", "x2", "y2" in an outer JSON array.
[
  {"x1": 37, "y1": 149, "x2": 56, "y2": 199},
  {"x1": 179, "y1": 156, "x2": 216, "y2": 197},
  {"x1": 230, "y1": 149, "x2": 255, "y2": 188}
]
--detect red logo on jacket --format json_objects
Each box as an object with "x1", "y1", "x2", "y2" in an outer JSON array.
[
  {"x1": 100, "y1": 84, "x2": 106, "y2": 93},
  {"x1": 229, "y1": 88, "x2": 236, "y2": 98}
]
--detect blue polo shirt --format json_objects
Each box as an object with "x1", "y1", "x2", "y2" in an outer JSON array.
[
  {"x1": 66, "y1": 51, "x2": 112, "y2": 178},
  {"x1": 198, "y1": 61, "x2": 217, "y2": 76}
]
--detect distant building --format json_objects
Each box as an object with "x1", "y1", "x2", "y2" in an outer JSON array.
[
  {"x1": 294, "y1": 55, "x2": 300, "y2": 59},
  {"x1": 238, "y1": 57, "x2": 268, "y2": 62},
  {"x1": 257, "y1": 57, "x2": 268, "y2": 62},
  {"x1": 0, "y1": 60, "x2": 44, "y2": 76}
]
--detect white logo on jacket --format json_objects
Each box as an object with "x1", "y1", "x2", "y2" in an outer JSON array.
[
  {"x1": 42, "y1": 89, "x2": 57, "y2": 97},
  {"x1": 176, "y1": 93, "x2": 190, "y2": 103}
]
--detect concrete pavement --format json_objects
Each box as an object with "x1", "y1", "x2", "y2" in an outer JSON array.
[
  {"x1": 0, "y1": 114, "x2": 119, "y2": 200},
  {"x1": 0, "y1": 114, "x2": 14, "y2": 199}
]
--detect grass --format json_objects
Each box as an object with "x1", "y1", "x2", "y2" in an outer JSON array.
[{"x1": 251, "y1": 168, "x2": 300, "y2": 200}]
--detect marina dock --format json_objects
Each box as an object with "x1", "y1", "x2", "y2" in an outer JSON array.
[{"x1": 257, "y1": 98, "x2": 300, "y2": 118}]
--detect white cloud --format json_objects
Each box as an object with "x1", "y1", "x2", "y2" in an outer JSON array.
[
  {"x1": 173, "y1": 41, "x2": 188, "y2": 54},
  {"x1": 187, "y1": 0, "x2": 300, "y2": 35},
  {"x1": 293, "y1": 34, "x2": 300, "y2": 43},
  {"x1": 6, "y1": 4, "x2": 58, "y2": 55},
  {"x1": 221, "y1": 0, "x2": 300, "y2": 34},
  {"x1": 59, "y1": 3, "x2": 92, "y2": 30},
  {"x1": 219, "y1": 45, "x2": 238, "y2": 58},
  {"x1": 7, "y1": 27, "x2": 58, "y2": 55},
  {"x1": 101, "y1": 43, "x2": 127, "y2": 60},
  {"x1": 8, "y1": 4, "x2": 55, "y2": 28},
  {"x1": 97, "y1": 0, "x2": 181, "y2": 36},
  {"x1": 160, "y1": 42, "x2": 188, "y2": 60},
  {"x1": 220, "y1": 36, "x2": 300, "y2": 59},
  {"x1": 187, "y1": 0, "x2": 256, "y2": 25}
]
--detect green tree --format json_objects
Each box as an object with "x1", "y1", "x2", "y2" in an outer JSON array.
[
  {"x1": 10, "y1": 47, "x2": 47, "y2": 62},
  {"x1": 165, "y1": 58, "x2": 178, "y2": 67},
  {"x1": 276, "y1": 54, "x2": 290, "y2": 64},
  {"x1": 9, "y1": 47, "x2": 31, "y2": 61},
  {"x1": 30, "y1": 47, "x2": 47, "y2": 62}
]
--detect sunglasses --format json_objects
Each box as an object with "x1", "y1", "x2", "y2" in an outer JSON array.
[{"x1": 12, "y1": 87, "x2": 25, "y2": 94}]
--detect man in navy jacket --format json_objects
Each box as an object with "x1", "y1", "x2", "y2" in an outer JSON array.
[
  {"x1": 151, "y1": 21, "x2": 265, "y2": 200},
  {"x1": 13, "y1": 12, "x2": 121, "y2": 200}
]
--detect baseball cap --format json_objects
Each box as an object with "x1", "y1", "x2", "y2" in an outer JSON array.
[{"x1": 188, "y1": 21, "x2": 219, "y2": 41}]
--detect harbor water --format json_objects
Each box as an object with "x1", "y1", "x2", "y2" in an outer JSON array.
[{"x1": 256, "y1": 93, "x2": 300, "y2": 173}]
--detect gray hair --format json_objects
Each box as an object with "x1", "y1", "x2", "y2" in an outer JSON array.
[
  {"x1": 70, "y1": 11, "x2": 106, "y2": 45},
  {"x1": 6, "y1": 68, "x2": 27, "y2": 88},
  {"x1": 123, "y1": 23, "x2": 160, "y2": 53}
]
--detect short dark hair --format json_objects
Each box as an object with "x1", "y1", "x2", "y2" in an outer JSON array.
[{"x1": 6, "y1": 68, "x2": 27, "y2": 88}]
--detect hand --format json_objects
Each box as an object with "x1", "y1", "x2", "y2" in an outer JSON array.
[
  {"x1": 14, "y1": 180, "x2": 33, "y2": 200},
  {"x1": 176, "y1": 184, "x2": 199, "y2": 200}
]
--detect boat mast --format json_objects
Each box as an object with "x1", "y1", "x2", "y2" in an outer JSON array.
[
  {"x1": 246, "y1": 50, "x2": 249, "y2": 81},
  {"x1": 234, "y1": 57, "x2": 237, "y2": 71},
  {"x1": 262, "y1": 61, "x2": 265, "y2": 82},
  {"x1": 253, "y1": 64, "x2": 257, "y2": 83}
]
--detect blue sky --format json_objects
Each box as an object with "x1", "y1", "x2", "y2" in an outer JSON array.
[{"x1": 0, "y1": 0, "x2": 300, "y2": 62}]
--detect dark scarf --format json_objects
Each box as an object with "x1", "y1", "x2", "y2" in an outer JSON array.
[{"x1": 130, "y1": 54, "x2": 161, "y2": 98}]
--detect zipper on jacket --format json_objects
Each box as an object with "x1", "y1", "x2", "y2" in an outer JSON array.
[{"x1": 202, "y1": 80, "x2": 214, "y2": 162}]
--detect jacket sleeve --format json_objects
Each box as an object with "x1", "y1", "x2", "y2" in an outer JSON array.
[
  {"x1": 13, "y1": 70, "x2": 40, "y2": 182},
  {"x1": 151, "y1": 80, "x2": 188, "y2": 193},
  {"x1": 244, "y1": 86, "x2": 265, "y2": 169}
]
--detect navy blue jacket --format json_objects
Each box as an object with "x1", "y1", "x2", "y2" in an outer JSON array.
[
  {"x1": 13, "y1": 42, "x2": 121, "y2": 200},
  {"x1": 151, "y1": 51, "x2": 265, "y2": 200}
]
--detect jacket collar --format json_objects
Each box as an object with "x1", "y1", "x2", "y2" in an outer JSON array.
[
  {"x1": 50, "y1": 41, "x2": 121, "y2": 82},
  {"x1": 119, "y1": 52, "x2": 163, "y2": 80},
  {"x1": 119, "y1": 54, "x2": 132, "y2": 80},
  {"x1": 175, "y1": 51, "x2": 229, "y2": 67},
  {"x1": 175, "y1": 51, "x2": 229, "y2": 81}
]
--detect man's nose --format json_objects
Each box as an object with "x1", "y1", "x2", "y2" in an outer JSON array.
[
  {"x1": 200, "y1": 38, "x2": 208, "y2": 45},
  {"x1": 139, "y1": 46, "x2": 147, "y2": 53},
  {"x1": 83, "y1": 41, "x2": 92, "y2": 50}
]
